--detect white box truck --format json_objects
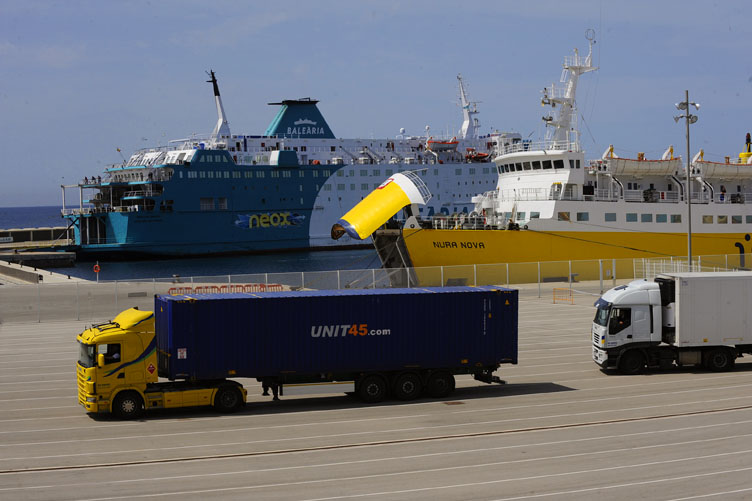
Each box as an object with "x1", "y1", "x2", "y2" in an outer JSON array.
[{"x1": 592, "y1": 272, "x2": 752, "y2": 374}]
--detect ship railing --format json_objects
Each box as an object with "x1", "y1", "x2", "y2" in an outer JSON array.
[
  {"x1": 713, "y1": 192, "x2": 750, "y2": 204},
  {"x1": 124, "y1": 190, "x2": 162, "y2": 198},
  {"x1": 496, "y1": 139, "x2": 580, "y2": 157}
]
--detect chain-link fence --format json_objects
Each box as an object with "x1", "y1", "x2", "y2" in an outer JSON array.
[{"x1": 1, "y1": 253, "x2": 748, "y2": 324}]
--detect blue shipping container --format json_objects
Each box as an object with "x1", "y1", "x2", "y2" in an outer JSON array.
[{"x1": 154, "y1": 286, "x2": 517, "y2": 381}]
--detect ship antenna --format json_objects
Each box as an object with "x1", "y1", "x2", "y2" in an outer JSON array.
[{"x1": 206, "y1": 69, "x2": 231, "y2": 139}]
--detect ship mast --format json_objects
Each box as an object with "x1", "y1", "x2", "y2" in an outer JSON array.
[
  {"x1": 540, "y1": 30, "x2": 597, "y2": 149},
  {"x1": 207, "y1": 70, "x2": 231, "y2": 138},
  {"x1": 457, "y1": 74, "x2": 480, "y2": 140}
]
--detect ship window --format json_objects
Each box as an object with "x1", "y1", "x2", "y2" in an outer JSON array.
[
  {"x1": 557, "y1": 212, "x2": 570, "y2": 221},
  {"x1": 542, "y1": 160, "x2": 552, "y2": 169},
  {"x1": 530, "y1": 212, "x2": 540, "y2": 219},
  {"x1": 656, "y1": 214, "x2": 668, "y2": 223},
  {"x1": 469, "y1": 168, "x2": 476, "y2": 174},
  {"x1": 224, "y1": 171, "x2": 230, "y2": 178},
  {"x1": 198, "y1": 156, "x2": 205, "y2": 163},
  {"x1": 337, "y1": 184, "x2": 345, "y2": 190},
  {"x1": 200, "y1": 198, "x2": 213, "y2": 211},
  {"x1": 313, "y1": 171, "x2": 319, "y2": 178},
  {"x1": 515, "y1": 163, "x2": 522, "y2": 171},
  {"x1": 300, "y1": 198, "x2": 304, "y2": 204},
  {"x1": 324, "y1": 184, "x2": 332, "y2": 191},
  {"x1": 386, "y1": 169, "x2": 394, "y2": 176},
  {"x1": 336, "y1": 170, "x2": 343, "y2": 177},
  {"x1": 233, "y1": 171, "x2": 241, "y2": 178},
  {"x1": 577, "y1": 212, "x2": 589, "y2": 221},
  {"x1": 605, "y1": 213, "x2": 616, "y2": 222},
  {"x1": 323, "y1": 170, "x2": 331, "y2": 177},
  {"x1": 271, "y1": 171, "x2": 279, "y2": 178},
  {"x1": 256, "y1": 171, "x2": 265, "y2": 178},
  {"x1": 361, "y1": 183, "x2": 368, "y2": 190},
  {"x1": 576, "y1": 160, "x2": 580, "y2": 168},
  {"x1": 217, "y1": 197, "x2": 228, "y2": 210},
  {"x1": 372, "y1": 169, "x2": 380, "y2": 176},
  {"x1": 455, "y1": 169, "x2": 462, "y2": 175},
  {"x1": 299, "y1": 171, "x2": 305, "y2": 178},
  {"x1": 626, "y1": 213, "x2": 638, "y2": 222},
  {"x1": 671, "y1": 214, "x2": 682, "y2": 223},
  {"x1": 532, "y1": 161, "x2": 541, "y2": 170},
  {"x1": 641, "y1": 213, "x2": 652, "y2": 223},
  {"x1": 747, "y1": 215, "x2": 752, "y2": 224},
  {"x1": 523, "y1": 162, "x2": 531, "y2": 171},
  {"x1": 483, "y1": 167, "x2": 489, "y2": 174},
  {"x1": 732, "y1": 215, "x2": 742, "y2": 224},
  {"x1": 517, "y1": 212, "x2": 526, "y2": 220},
  {"x1": 350, "y1": 184, "x2": 355, "y2": 190},
  {"x1": 504, "y1": 212, "x2": 513, "y2": 219},
  {"x1": 717, "y1": 215, "x2": 728, "y2": 224},
  {"x1": 360, "y1": 170, "x2": 368, "y2": 176},
  {"x1": 207, "y1": 171, "x2": 214, "y2": 178},
  {"x1": 702, "y1": 215, "x2": 713, "y2": 224},
  {"x1": 179, "y1": 171, "x2": 183, "y2": 178},
  {"x1": 199, "y1": 171, "x2": 205, "y2": 178},
  {"x1": 569, "y1": 160, "x2": 575, "y2": 169},
  {"x1": 554, "y1": 160, "x2": 564, "y2": 169},
  {"x1": 223, "y1": 156, "x2": 229, "y2": 163},
  {"x1": 373, "y1": 183, "x2": 380, "y2": 189}
]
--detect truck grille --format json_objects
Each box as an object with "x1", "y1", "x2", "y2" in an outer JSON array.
[{"x1": 593, "y1": 331, "x2": 600, "y2": 344}]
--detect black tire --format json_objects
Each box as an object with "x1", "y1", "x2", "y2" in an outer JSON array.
[
  {"x1": 618, "y1": 350, "x2": 645, "y2": 375},
  {"x1": 705, "y1": 348, "x2": 735, "y2": 372},
  {"x1": 392, "y1": 373, "x2": 422, "y2": 401},
  {"x1": 214, "y1": 386, "x2": 243, "y2": 412},
  {"x1": 426, "y1": 372, "x2": 455, "y2": 398},
  {"x1": 357, "y1": 375, "x2": 387, "y2": 403},
  {"x1": 113, "y1": 391, "x2": 144, "y2": 419}
]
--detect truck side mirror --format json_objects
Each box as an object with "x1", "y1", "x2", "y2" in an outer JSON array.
[{"x1": 97, "y1": 353, "x2": 105, "y2": 368}]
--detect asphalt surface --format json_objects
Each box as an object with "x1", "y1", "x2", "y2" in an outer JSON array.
[{"x1": 1, "y1": 295, "x2": 752, "y2": 500}]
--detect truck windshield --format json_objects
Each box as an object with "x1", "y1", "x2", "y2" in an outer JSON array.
[
  {"x1": 593, "y1": 299, "x2": 611, "y2": 327},
  {"x1": 78, "y1": 341, "x2": 95, "y2": 368}
]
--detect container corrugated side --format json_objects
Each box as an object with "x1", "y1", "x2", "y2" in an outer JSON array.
[{"x1": 155, "y1": 286, "x2": 517, "y2": 380}]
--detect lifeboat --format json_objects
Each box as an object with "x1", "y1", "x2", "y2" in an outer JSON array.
[
  {"x1": 465, "y1": 148, "x2": 491, "y2": 162},
  {"x1": 427, "y1": 137, "x2": 458, "y2": 151}
]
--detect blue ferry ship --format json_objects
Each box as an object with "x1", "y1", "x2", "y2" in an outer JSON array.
[{"x1": 61, "y1": 72, "x2": 521, "y2": 256}]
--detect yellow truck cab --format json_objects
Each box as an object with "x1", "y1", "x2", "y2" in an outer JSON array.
[{"x1": 76, "y1": 307, "x2": 246, "y2": 418}]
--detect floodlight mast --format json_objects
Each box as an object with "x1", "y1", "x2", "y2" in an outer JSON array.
[{"x1": 674, "y1": 90, "x2": 700, "y2": 271}]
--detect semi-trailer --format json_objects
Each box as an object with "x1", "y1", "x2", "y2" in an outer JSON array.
[
  {"x1": 592, "y1": 272, "x2": 752, "y2": 374},
  {"x1": 77, "y1": 286, "x2": 518, "y2": 418}
]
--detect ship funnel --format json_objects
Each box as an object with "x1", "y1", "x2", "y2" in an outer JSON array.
[{"x1": 332, "y1": 172, "x2": 432, "y2": 240}]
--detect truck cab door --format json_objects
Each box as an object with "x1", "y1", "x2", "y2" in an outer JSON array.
[
  {"x1": 607, "y1": 307, "x2": 633, "y2": 347},
  {"x1": 630, "y1": 305, "x2": 652, "y2": 343}
]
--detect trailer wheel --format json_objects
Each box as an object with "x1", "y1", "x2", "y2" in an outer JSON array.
[
  {"x1": 357, "y1": 375, "x2": 387, "y2": 403},
  {"x1": 214, "y1": 386, "x2": 243, "y2": 413},
  {"x1": 113, "y1": 391, "x2": 144, "y2": 419},
  {"x1": 426, "y1": 372, "x2": 455, "y2": 398},
  {"x1": 705, "y1": 348, "x2": 735, "y2": 372},
  {"x1": 618, "y1": 350, "x2": 645, "y2": 375},
  {"x1": 392, "y1": 373, "x2": 422, "y2": 401}
]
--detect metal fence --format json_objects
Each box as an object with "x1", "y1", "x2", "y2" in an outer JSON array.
[{"x1": 1, "y1": 253, "x2": 749, "y2": 324}]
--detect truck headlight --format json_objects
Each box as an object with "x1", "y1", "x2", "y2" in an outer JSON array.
[{"x1": 86, "y1": 397, "x2": 97, "y2": 402}]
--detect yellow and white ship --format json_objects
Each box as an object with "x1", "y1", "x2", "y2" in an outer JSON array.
[{"x1": 334, "y1": 32, "x2": 752, "y2": 283}]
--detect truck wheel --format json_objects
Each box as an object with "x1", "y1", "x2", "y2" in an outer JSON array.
[
  {"x1": 214, "y1": 386, "x2": 243, "y2": 413},
  {"x1": 618, "y1": 351, "x2": 645, "y2": 375},
  {"x1": 705, "y1": 349, "x2": 735, "y2": 372},
  {"x1": 113, "y1": 391, "x2": 144, "y2": 419},
  {"x1": 426, "y1": 372, "x2": 455, "y2": 398},
  {"x1": 393, "y1": 373, "x2": 422, "y2": 401},
  {"x1": 357, "y1": 375, "x2": 387, "y2": 403}
]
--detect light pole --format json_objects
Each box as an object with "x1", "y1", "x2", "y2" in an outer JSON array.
[{"x1": 674, "y1": 90, "x2": 700, "y2": 271}]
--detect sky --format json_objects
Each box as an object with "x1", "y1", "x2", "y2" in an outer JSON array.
[{"x1": 1, "y1": 0, "x2": 750, "y2": 207}]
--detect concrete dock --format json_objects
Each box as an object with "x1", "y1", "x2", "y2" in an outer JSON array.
[{"x1": 1, "y1": 292, "x2": 750, "y2": 500}]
